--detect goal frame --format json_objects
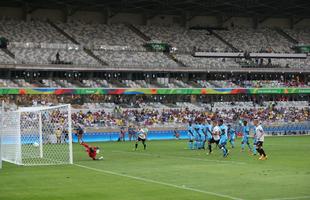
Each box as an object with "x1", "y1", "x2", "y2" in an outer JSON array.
[
  {"x1": 1, "y1": 104, "x2": 73, "y2": 166},
  {"x1": 0, "y1": 101, "x2": 3, "y2": 169}
]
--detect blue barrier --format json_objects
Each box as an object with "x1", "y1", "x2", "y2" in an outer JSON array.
[
  {"x1": 74, "y1": 124, "x2": 310, "y2": 142},
  {"x1": 73, "y1": 130, "x2": 189, "y2": 143},
  {"x1": 1, "y1": 123, "x2": 309, "y2": 144}
]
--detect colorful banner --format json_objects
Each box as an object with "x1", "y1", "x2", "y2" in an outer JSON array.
[{"x1": 0, "y1": 88, "x2": 309, "y2": 95}]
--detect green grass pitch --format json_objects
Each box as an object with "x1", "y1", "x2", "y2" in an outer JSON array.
[{"x1": 1, "y1": 136, "x2": 310, "y2": 200}]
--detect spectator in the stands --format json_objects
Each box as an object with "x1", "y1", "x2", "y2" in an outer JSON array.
[{"x1": 55, "y1": 52, "x2": 60, "y2": 63}]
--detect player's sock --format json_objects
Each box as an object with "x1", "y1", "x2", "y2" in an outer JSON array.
[
  {"x1": 143, "y1": 144, "x2": 146, "y2": 150},
  {"x1": 241, "y1": 143, "x2": 245, "y2": 151},
  {"x1": 194, "y1": 141, "x2": 198, "y2": 149},
  {"x1": 261, "y1": 148, "x2": 266, "y2": 157},
  {"x1": 135, "y1": 143, "x2": 138, "y2": 150},
  {"x1": 256, "y1": 148, "x2": 261, "y2": 155},
  {"x1": 247, "y1": 142, "x2": 251, "y2": 150},
  {"x1": 231, "y1": 140, "x2": 235, "y2": 148},
  {"x1": 252, "y1": 145, "x2": 257, "y2": 155},
  {"x1": 208, "y1": 144, "x2": 212, "y2": 153},
  {"x1": 221, "y1": 146, "x2": 226, "y2": 156},
  {"x1": 188, "y1": 142, "x2": 193, "y2": 149}
]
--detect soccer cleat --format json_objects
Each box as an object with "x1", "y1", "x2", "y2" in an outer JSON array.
[
  {"x1": 259, "y1": 155, "x2": 264, "y2": 160},
  {"x1": 98, "y1": 156, "x2": 104, "y2": 160},
  {"x1": 224, "y1": 150, "x2": 230, "y2": 157},
  {"x1": 261, "y1": 156, "x2": 268, "y2": 160}
]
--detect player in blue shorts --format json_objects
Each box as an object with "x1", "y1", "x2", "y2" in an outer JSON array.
[
  {"x1": 227, "y1": 124, "x2": 236, "y2": 148},
  {"x1": 194, "y1": 121, "x2": 201, "y2": 149},
  {"x1": 252, "y1": 122, "x2": 258, "y2": 155},
  {"x1": 193, "y1": 122, "x2": 200, "y2": 149},
  {"x1": 218, "y1": 119, "x2": 229, "y2": 157},
  {"x1": 241, "y1": 120, "x2": 252, "y2": 152},
  {"x1": 187, "y1": 122, "x2": 195, "y2": 150},
  {"x1": 204, "y1": 119, "x2": 213, "y2": 150},
  {"x1": 198, "y1": 122, "x2": 205, "y2": 149}
]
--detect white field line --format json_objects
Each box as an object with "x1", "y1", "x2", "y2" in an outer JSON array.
[
  {"x1": 263, "y1": 196, "x2": 310, "y2": 200},
  {"x1": 111, "y1": 150, "x2": 246, "y2": 165},
  {"x1": 74, "y1": 163, "x2": 244, "y2": 200}
]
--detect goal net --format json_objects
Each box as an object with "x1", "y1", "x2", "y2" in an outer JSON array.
[{"x1": 1, "y1": 104, "x2": 73, "y2": 166}]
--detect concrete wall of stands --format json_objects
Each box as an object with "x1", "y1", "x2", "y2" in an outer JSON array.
[{"x1": 1, "y1": 7, "x2": 310, "y2": 28}]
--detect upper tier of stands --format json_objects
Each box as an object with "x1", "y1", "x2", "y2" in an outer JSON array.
[
  {"x1": 0, "y1": 19, "x2": 70, "y2": 43},
  {"x1": 137, "y1": 25, "x2": 230, "y2": 52},
  {"x1": 0, "y1": 19, "x2": 309, "y2": 70},
  {"x1": 11, "y1": 48, "x2": 100, "y2": 66},
  {"x1": 284, "y1": 28, "x2": 310, "y2": 44},
  {"x1": 93, "y1": 50, "x2": 179, "y2": 68},
  {"x1": 214, "y1": 27, "x2": 294, "y2": 53}
]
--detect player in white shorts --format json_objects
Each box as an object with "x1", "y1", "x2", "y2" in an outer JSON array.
[{"x1": 253, "y1": 119, "x2": 267, "y2": 160}]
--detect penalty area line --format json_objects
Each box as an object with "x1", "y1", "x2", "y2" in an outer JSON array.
[{"x1": 74, "y1": 163, "x2": 244, "y2": 200}]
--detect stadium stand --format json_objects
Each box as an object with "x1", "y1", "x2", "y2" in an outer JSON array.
[
  {"x1": 0, "y1": 49, "x2": 16, "y2": 64},
  {"x1": 69, "y1": 103, "x2": 310, "y2": 128},
  {"x1": 0, "y1": 78, "x2": 308, "y2": 88},
  {"x1": 175, "y1": 54, "x2": 240, "y2": 69},
  {"x1": 0, "y1": 18, "x2": 309, "y2": 70},
  {"x1": 0, "y1": 19, "x2": 70, "y2": 43},
  {"x1": 214, "y1": 27, "x2": 294, "y2": 53},
  {"x1": 93, "y1": 50, "x2": 179, "y2": 68},
  {"x1": 57, "y1": 21, "x2": 145, "y2": 49},
  {"x1": 10, "y1": 48, "x2": 100, "y2": 66},
  {"x1": 137, "y1": 25, "x2": 230, "y2": 52},
  {"x1": 284, "y1": 28, "x2": 310, "y2": 44}
]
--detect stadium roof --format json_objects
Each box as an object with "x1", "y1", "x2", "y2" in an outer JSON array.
[{"x1": 1, "y1": 0, "x2": 310, "y2": 18}]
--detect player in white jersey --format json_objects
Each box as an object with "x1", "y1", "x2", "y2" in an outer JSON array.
[
  {"x1": 134, "y1": 127, "x2": 148, "y2": 150},
  {"x1": 207, "y1": 120, "x2": 220, "y2": 155},
  {"x1": 253, "y1": 119, "x2": 267, "y2": 160}
]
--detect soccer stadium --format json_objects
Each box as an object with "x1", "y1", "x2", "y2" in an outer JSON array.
[{"x1": 0, "y1": 0, "x2": 310, "y2": 199}]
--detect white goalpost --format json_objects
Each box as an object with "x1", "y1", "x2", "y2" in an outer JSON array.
[
  {"x1": 1, "y1": 104, "x2": 73, "y2": 166},
  {"x1": 0, "y1": 101, "x2": 3, "y2": 169}
]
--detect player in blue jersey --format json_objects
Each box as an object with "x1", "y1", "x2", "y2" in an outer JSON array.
[
  {"x1": 193, "y1": 121, "x2": 203, "y2": 149},
  {"x1": 204, "y1": 119, "x2": 213, "y2": 150},
  {"x1": 187, "y1": 122, "x2": 195, "y2": 150},
  {"x1": 193, "y1": 122, "x2": 200, "y2": 149},
  {"x1": 241, "y1": 120, "x2": 252, "y2": 152},
  {"x1": 227, "y1": 124, "x2": 236, "y2": 148},
  {"x1": 252, "y1": 122, "x2": 258, "y2": 155},
  {"x1": 198, "y1": 122, "x2": 205, "y2": 149},
  {"x1": 218, "y1": 119, "x2": 229, "y2": 157}
]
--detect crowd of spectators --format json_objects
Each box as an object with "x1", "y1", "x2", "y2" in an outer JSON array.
[
  {"x1": 71, "y1": 105, "x2": 310, "y2": 128},
  {"x1": 0, "y1": 78, "x2": 308, "y2": 89}
]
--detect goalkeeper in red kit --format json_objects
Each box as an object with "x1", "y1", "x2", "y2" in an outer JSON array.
[{"x1": 81, "y1": 142, "x2": 103, "y2": 160}]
